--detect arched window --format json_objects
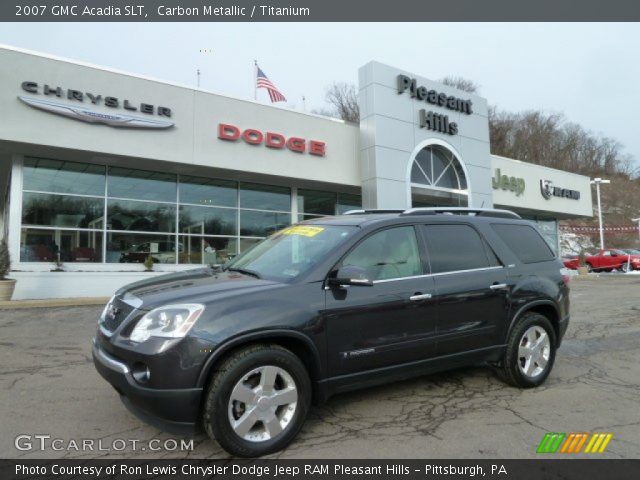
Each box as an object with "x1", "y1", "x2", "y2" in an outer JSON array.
[{"x1": 410, "y1": 145, "x2": 468, "y2": 207}]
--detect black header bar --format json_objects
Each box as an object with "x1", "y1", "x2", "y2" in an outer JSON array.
[{"x1": 3, "y1": 0, "x2": 640, "y2": 22}]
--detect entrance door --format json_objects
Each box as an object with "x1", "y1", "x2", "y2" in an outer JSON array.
[{"x1": 325, "y1": 225, "x2": 438, "y2": 376}]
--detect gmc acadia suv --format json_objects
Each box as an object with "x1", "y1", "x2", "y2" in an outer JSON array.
[{"x1": 93, "y1": 208, "x2": 570, "y2": 457}]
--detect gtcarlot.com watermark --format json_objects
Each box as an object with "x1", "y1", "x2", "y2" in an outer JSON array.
[{"x1": 15, "y1": 434, "x2": 194, "y2": 452}]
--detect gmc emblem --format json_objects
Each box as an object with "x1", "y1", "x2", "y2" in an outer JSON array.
[{"x1": 218, "y1": 123, "x2": 325, "y2": 156}]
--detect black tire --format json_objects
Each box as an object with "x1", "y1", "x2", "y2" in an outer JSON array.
[
  {"x1": 203, "y1": 344, "x2": 311, "y2": 457},
  {"x1": 499, "y1": 312, "x2": 557, "y2": 388}
]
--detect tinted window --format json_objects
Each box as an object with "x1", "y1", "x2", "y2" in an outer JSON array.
[
  {"x1": 22, "y1": 192, "x2": 104, "y2": 229},
  {"x1": 240, "y1": 183, "x2": 290, "y2": 211},
  {"x1": 424, "y1": 224, "x2": 492, "y2": 273},
  {"x1": 107, "y1": 200, "x2": 176, "y2": 233},
  {"x1": 108, "y1": 167, "x2": 176, "y2": 202},
  {"x1": 336, "y1": 193, "x2": 362, "y2": 214},
  {"x1": 179, "y1": 176, "x2": 237, "y2": 207},
  {"x1": 492, "y1": 224, "x2": 555, "y2": 264},
  {"x1": 297, "y1": 189, "x2": 336, "y2": 216},
  {"x1": 179, "y1": 205, "x2": 237, "y2": 236},
  {"x1": 343, "y1": 226, "x2": 422, "y2": 281},
  {"x1": 23, "y1": 158, "x2": 105, "y2": 196}
]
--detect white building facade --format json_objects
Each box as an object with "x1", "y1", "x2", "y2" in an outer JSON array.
[{"x1": 0, "y1": 46, "x2": 593, "y2": 299}]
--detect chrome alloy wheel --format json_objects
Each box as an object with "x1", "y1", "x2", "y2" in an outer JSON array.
[
  {"x1": 517, "y1": 326, "x2": 551, "y2": 378},
  {"x1": 227, "y1": 365, "x2": 298, "y2": 442}
]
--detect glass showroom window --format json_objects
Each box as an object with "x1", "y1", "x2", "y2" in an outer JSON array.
[
  {"x1": 336, "y1": 192, "x2": 361, "y2": 215},
  {"x1": 297, "y1": 189, "x2": 362, "y2": 221},
  {"x1": 178, "y1": 176, "x2": 239, "y2": 265},
  {"x1": 239, "y1": 183, "x2": 292, "y2": 252},
  {"x1": 19, "y1": 157, "x2": 356, "y2": 266},
  {"x1": 106, "y1": 167, "x2": 178, "y2": 264},
  {"x1": 20, "y1": 158, "x2": 105, "y2": 263}
]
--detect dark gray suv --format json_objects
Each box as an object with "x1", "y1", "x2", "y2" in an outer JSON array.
[{"x1": 93, "y1": 207, "x2": 570, "y2": 457}]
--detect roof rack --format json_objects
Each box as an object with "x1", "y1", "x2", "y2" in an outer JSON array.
[
  {"x1": 401, "y1": 207, "x2": 521, "y2": 219},
  {"x1": 343, "y1": 207, "x2": 521, "y2": 219},
  {"x1": 343, "y1": 209, "x2": 405, "y2": 215}
]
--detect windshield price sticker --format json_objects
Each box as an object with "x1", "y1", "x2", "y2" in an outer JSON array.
[{"x1": 281, "y1": 226, "x2": 325, "y2": 237}]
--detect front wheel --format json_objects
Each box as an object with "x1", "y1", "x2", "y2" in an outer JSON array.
[
  {"x1": 499, "y1": 312, "x2": 557, "y2": 388},
  {"x1": 203, "y1": 344, "x2": 311, "y2": 457},
  {"x1": 621, "y1": 263, "x2": 630, "y2": 273}
]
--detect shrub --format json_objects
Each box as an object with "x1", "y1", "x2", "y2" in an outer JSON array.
[{"x1": 143, "y1": 255, "x2": 155, "y2": 271}]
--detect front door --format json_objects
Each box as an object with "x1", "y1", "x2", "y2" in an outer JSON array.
[
  {"x1": 324, "y1": 225, "x2": 438, "y2": 376},
  {"x1": 421, "y1": 223, "x2": 509, "y2": 355}
]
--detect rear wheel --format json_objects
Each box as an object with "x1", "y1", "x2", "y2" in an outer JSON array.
[
  {"x1": 203, "y1": 344, "x2": 311, "y2": 457},
  {"x1": 499, "y1": 312, "x2": 557, "y2": 388}
]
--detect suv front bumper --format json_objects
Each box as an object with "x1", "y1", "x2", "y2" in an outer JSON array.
[{"x1": 92, "y1": 339, "x2": 202, "y2": 434}]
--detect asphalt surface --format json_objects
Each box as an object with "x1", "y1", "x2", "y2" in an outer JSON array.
[{"x1": 1, "y1": 276, "x2": 639, "y2": 459}]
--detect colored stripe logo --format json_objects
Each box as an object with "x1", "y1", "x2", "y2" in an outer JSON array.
[{"x1": 537, "y1": 433, "x2": 612, "y2": 454}]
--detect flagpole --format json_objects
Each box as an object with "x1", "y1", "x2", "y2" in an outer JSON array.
[{"x1": 254, "y1": 60, "x2": 257, "y2": 101}]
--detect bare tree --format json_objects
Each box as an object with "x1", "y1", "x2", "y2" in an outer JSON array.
[
  {"x1": 440, "y1": 76, "x2": 480, "y2": 94},
  {"x1": 320, "y1": 82, "x2": 360, "y2": 123}
]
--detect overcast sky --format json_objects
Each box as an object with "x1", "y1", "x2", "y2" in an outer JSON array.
[{"x1": 1, "y1": 22, "x2": 638, "y2": 166}]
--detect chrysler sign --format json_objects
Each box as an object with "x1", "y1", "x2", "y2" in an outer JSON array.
[{"x1": 19, "y1": 81, "x2": 174, "y2": 129}]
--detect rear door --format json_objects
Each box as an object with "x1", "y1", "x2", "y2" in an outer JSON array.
[{"x1": 420, "y1": 223, "x2": 509, "y2": 355}]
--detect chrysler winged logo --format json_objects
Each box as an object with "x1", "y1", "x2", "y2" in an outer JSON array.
[
  {"x1": 540, "y1": 179, "x2": 554, "y2": 199},
  {"x1": 19, "y1": 96, "x2": 174, "y2": 129}
]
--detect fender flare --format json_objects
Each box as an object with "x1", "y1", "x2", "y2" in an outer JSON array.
[
  {"x1": 196, "y1": 329, "x2": 323, "y2": 388},
  {"x1": 506, "y1": 299, "x2": 560, "y2": 340}
]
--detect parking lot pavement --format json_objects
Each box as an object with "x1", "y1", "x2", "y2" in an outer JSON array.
[{"x1": 1, "y1": 276, "x2": 639, "y2": 459}]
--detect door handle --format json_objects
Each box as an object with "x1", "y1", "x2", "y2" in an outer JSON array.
[
  {"x1": 489, "y1": 283, "x2": 508, "y2": 290},
  {"x1": 409, "y1": 293, "x2": 432, "y2": 301}
]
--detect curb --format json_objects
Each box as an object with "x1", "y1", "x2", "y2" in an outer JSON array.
[{"x1": 0, "y1": 297, "x2": 109, "y2": 309}]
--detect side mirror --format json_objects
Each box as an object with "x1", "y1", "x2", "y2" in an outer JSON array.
[{"x1": 328, "y1": 265, "x2": 374, "y2": 287}]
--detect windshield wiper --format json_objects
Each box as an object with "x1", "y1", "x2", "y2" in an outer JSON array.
[{"x1": 226, "y1": 267, "x2": 262, "y2": 279}]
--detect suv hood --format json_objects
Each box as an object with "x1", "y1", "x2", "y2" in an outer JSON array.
[{"x1": 116, "y1": 267, "x2": 282, "y2": 310}]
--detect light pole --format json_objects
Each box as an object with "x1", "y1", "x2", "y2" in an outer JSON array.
[
  {"x1": 633, "y1": 217, "x2": 640, "y2": 242},
  {"x1": 590, "y1": 178, "x2": 610, "y2": 251}
]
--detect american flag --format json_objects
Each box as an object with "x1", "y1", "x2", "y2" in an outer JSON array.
[{"x1": 256, "y1": 65, "x2": 286, "y2": 103}]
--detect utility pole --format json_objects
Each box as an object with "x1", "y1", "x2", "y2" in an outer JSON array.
[
  {"x1": 633, "y1": 217, "x2": 640, "y2": 242},
  {"x1": 590, "y1": 178, "x2": 610, "y2": 251}
]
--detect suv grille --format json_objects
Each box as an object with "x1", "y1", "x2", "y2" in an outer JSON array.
[{"x1": 101, "y1": 297, "x2": 135, "y2": 333}]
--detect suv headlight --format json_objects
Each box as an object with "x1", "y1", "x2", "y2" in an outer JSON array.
[{"x1": 130, "y1": 304, "x2": 205, "y2": 343}]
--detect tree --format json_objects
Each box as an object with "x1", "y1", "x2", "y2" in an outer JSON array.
[{"x1": 319, "y1": 82, "x2": 360, "y2": 123}]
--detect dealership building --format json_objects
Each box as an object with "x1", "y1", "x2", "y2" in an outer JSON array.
[{"x1": 0, "y1": 45, "x2": 593, "y2": 299}]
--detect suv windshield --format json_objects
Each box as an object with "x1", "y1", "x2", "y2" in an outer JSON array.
[{"x1": 226, "y1": 225, "x2": 357, "y2": 281}]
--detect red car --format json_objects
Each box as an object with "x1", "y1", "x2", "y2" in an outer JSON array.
[
  {"x1": 585, "y1": 249, "x2": 640, "y2": 273},
  {"x1": 562, "y1": 254, "x2": 580, "y2": 270}
]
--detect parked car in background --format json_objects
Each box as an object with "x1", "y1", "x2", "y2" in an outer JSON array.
[
  {"x1": 585, "y1": 249, "x2": 640, "y2": 273},
  {"x1": 561, "y1": 254, "x2": 580, "y2": 270}
]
